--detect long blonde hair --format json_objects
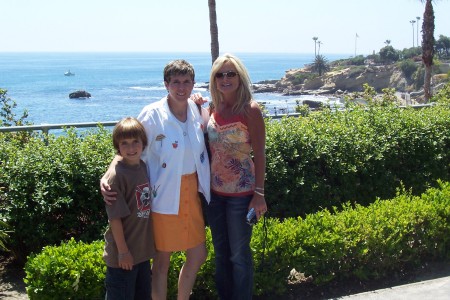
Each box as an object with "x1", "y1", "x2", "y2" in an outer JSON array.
[{"x1": 209, "y1": 53, "x2": 253, "y2": 115}]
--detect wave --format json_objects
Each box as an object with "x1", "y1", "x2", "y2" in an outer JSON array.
[{"x1": 129, "y1": 86, "x2": 166, "y2": 91}]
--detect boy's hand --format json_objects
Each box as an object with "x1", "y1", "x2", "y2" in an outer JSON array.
[{"x1": 118, "y1": 251, "x2": 134, "y2": 270}]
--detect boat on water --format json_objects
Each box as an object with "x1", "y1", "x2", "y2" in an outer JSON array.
[{"x1": 64, "y1": 70, "x2": 75, "y2": 76}]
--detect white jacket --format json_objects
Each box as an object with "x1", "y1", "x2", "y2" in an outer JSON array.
[{"x1": 138, "y1": 97, "x2": 210, "y2": 214}]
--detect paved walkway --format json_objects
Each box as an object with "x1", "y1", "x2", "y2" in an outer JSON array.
[{"x1": 336, "y1": 275, "x2": 450, "y2": 300}]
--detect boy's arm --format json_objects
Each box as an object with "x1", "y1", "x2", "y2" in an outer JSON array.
[{"x1": 109, "y1": 218, "x2": 134, "y2": 270}]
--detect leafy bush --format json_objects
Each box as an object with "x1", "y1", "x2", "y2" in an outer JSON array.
[
  {"x1": 434, "y1": 81, "x2": 450, "y2": 104},
  {"x1": 24, "y1": 182, "x2": 450, "y2": 298},
  {"x1": 0, "y1": 218, "x2": 10, "y2": 251},
  {"x1": 400, "y1": 47, "x2": 422, "y2": 60},
  {"x1": 346, "y1": 55, "x2": 366, "y2": 66},
  {"x1": 413, "y1": 65, "x2": 425, "y2": 90},
  {"x1": 379, "y1": 45, "x2": 400, "y2": 63},
  {"x1": 399, "y1": 59, "x2": 418, "y2": 79},
  {"x1": 0, "y1": 89, "x2": 30, "y2": 127},
  {"x1": 2, "y1": 85, "x2": 450, "y2": 263},
  {"x1": 0, "y1": 128, "x2": 114, "y2": 263},
  {"x1": 25, "y1": 238, "x2": 105, "y2": 299},
  {"x1": 265, "y1": 101, "x2": 450, "y2": 218},
  {"x1": 347, "y1": 65, "x2": 366, "y2": 78},
  {"x1": 290, "y1": 72, "x2": 318, "y2": 85},
  {"x1": 280, "y1": 181, "x2": 450, "y2": 286}
]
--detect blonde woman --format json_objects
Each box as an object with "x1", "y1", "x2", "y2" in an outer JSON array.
[{"x1": 206, "y1": 53, "x2": 268, "y2": 300}]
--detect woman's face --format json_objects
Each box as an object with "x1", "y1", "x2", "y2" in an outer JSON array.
[
  {"x1": 214, "y1": 62, "x2": 239, "y2": 95},
  {"x1": 165, "y1": 74, "x2": 194, "y2": 102}
]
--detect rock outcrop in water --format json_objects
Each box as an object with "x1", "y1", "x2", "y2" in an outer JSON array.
[{"x1": 69, "y1": 90, "x2": 91, "y2": 99}]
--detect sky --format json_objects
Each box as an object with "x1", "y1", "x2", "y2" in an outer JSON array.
[{"x1": 1, "y1": 0, "x2": 449, "y2": 56}]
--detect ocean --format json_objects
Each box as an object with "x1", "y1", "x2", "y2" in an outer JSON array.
[{"x1": 0, "y1": 52, "x2": 350, "y2": 125}]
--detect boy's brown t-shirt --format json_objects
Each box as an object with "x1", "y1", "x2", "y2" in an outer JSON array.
[{"x1": 103, "y1": 160, "x2": 156, "y2": 268}]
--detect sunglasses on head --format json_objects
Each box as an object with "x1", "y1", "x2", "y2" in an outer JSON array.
[{"x1": 215, "y1": 71, "x2": 238, "y2": 79}]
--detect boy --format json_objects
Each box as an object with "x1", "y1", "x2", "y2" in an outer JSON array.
[{"x1": 103, "y1": 117, "x2": 156, "y2": 300}]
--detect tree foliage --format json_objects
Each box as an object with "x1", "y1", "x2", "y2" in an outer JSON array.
[
  {"x1": 379, "y1": 45, "x2": 400, "y2": 62},
  {"x1": 0, "y1": 89, "x2": 30, "y2": 127},
  {"x1": 435, "y1": 34, "x2": 450, "y2": 58},
  {"x1": 313, "y1": 54, "x2": 330, "y2": 76}
]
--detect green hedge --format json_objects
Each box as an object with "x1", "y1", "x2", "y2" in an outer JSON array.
[
  {"x1": 0, "y1": 128, "x2": 114, "y2": 263},
  {"x1": 265, "y1": 104, "x2": 450, "y2": 217},
  {"x1": 1, "y1": 104, "x2": 450, "y2": 263},
  {"x1": 2, "y1": 86, "x2": 450, "y2": 263},
  {"x1": 24, "y1": 181, "x2": 450, "y2": 298},
  {"x1": 25, "y1": 239, "x2": 105, "y2": 300}
]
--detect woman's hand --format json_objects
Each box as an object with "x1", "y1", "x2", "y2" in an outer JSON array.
[
  {"x1": 100, "y1": 177, "x2": 117, "y2": 205},
  {"x1": 249, "y1": 193, "x2": 268, "y2": 221},
  {"x1": 191, "y1": 92, "x2": 208, "y2": 105}
]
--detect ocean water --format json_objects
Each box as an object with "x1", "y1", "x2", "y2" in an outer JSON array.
[{"x1": 0, "y1": 52, "x2": 349, "y2": 125}]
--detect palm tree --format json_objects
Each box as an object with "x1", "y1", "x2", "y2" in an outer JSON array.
[
  {"x1": 421, "y1": 0, "x2": 435, "y2": 102},
  {"x1": 312, "y1": 37, "x2": 318, "y2": 57},
  {"x1": 313, "y1": 55, "x2": 330, "y2": 76},
  {"x1": 208, "y1": 0, "x2": 219, "y2": 65}
]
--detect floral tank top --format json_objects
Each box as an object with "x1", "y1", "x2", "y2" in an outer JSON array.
[{"x1": 207, "y1": 112, "x2": 255, "y2": 196}]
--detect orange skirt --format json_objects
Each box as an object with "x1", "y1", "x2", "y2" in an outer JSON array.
[{"x1": 152, "y1": 172, "x2": 206, "y2": 252}]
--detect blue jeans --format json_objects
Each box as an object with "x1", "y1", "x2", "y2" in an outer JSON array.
[
  {"x1": 105, "y1": 260, "x2": 152, "y2": 300},
  {"x1": 205, "y1": 192, "x2": 253, "y2": 300}
]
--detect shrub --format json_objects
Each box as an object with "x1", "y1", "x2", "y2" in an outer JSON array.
[
  {"x1": 25, "y1": 238, "x2": 105, "y2": 299},
  {"x1": 434, "y1": 81, "x2": 450, "y2": 104},
  {"x1": 2, "y1": 86, "x2": 450, "y2": 262},
  {"x1": 347, "y1": 65, "x2": 366, "y2": 78},
  {"x1": 413, "y1": 66, "x2": 425, "y2": 90},
  {"x1": 291, "y1": 72, "x2": 318, "y2": 85},
  {"x1": 399, "y1": 59, "x2": 418, "y2": 79},
  {"x1": 265, "y1": 103, "x2": 450, "y2": 218},
  {"x1": 379, "y1": 45, "x2": 400, "y2": 63},
  {"x1": 346, "y1": 55, "x2": 366, "y2": 66},
  {"x1": 0, "y1": 218, "x2": 10, "y2": 252},
  {"x1": 0, "y1": 128, "x2": 114, "y2": 263},
  {"x1": 0, "y1": 89, "x2": 30, "y2": 127},
  {"x1": 24, "y1": 182, "x2": 450, "y2": 298}
]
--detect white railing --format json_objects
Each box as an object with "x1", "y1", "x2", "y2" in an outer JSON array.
[
  {"x1": 0, "y1": 121, "x2": 119, "y2": 135},
  {"x1": 0, "y1": 104, "x2": 436, "y2": 135}
]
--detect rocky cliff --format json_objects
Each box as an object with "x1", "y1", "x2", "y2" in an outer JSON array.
[{"x1": 253, "y1": 64, "x2": 409, "y2": 96}]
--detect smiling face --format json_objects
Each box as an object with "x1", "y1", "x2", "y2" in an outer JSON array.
[
  {"x1": 214, "y1": 62, "x2": 240, "y2": 96},
  {"x1": 118, "y1": 137, "x2": 144, "y2": 166},
  {"x1": 164, "y1": 74, "x2": 195, "y2": 103}
]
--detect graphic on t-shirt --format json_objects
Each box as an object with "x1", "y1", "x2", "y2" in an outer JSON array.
[{"x1": 136, "y1": 183, "x2": 151, "y2": 211}]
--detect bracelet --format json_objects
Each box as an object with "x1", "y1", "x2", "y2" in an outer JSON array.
[
  {"x1": 255, "y1": 187, "x2": 265, "y2": 192},
  {"x1": 254, "y1": 190, "x2": 265, "y2": 197}
]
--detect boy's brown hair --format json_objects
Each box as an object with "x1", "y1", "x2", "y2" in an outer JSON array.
[{"x1": 112, "y1": 117, "x2": 148, "y2": 154}]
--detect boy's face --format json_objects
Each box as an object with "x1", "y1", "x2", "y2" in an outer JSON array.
[{"x1": 118, "y1": 137, "x2": 144, "y2": 166}]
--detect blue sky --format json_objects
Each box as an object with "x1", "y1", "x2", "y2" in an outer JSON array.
[{"x1": 1, "y1": 0, "x2": 449, "y2": 55}]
